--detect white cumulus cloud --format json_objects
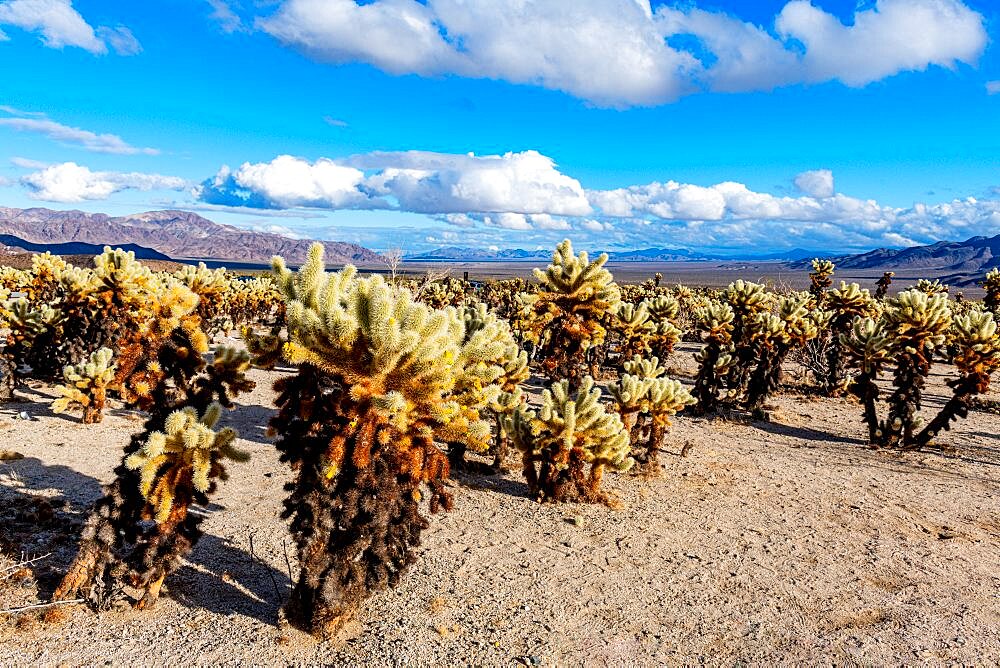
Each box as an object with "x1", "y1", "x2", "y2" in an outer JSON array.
[
  {"x1": 199, "y1": 150, "x2": 591, "y2": 216},
  {"x1": 0, "y1": 0, "x2": 141, "y2": 54},
  {"x1": 255, "y1": 0, "x2": 986, "y2": 107},
  {"x1": 21, "y1": 162, "x2": 187, "y2": 202},
  {"x1": 775, "y1": 0, "x2": 986, "y2": 87},
  {"x1": 794, "y1": 169, "x2": 834, "y2": 198}
]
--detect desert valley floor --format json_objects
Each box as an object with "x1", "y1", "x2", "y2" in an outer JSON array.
[{"x1": 1, "y1": 343, "x2": 998, "y2": 666}]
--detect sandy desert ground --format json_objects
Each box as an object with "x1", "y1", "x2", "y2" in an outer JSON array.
[{"x1": 1, "y1": 343, "x2": 998, "y2": 666}]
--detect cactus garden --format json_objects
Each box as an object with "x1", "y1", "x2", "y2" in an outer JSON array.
[{"x1": 0, "y1": 243, "x2": 998, "y2": 665}]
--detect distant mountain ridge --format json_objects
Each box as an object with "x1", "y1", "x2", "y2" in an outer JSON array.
[
  {"x1": 408, "y1": 246, "x2": 826, "y2": 262},
  {"x1": 0, "y1": 207, "x2": 380, "y2": 265},
  {"x1": 790, "y1": 235, "x2": 1000, "y2": 273},
  {"x1": 0, "y1": 234, "x2": 171, "y2": 260}
]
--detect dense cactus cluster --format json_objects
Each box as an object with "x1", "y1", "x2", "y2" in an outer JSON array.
[{"x1": 0, "y1": 236, "x2": 994, "y2": 639}]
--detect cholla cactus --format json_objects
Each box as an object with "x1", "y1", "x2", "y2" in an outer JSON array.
[
  {"x1": 610, "y1": 366, "x2": 693, "y2": 473},
  {"x1": 612, "y1": 301, "x2": 656, "y2": 361},
  {"x1": 510, "y1": 376, "x2": 632, "y2": 502},
  {"x1": 27, "y1": 252, "x2": 68, "y2": 303},
  {"x1": 880, "y1": 290, "x2": 952, "y2": 446},
  {"x1": 743, "y1": 294, "x2": 819, "y2": 414},
  {"x1": 226, "y1": 276, "x2": 283, "y2": 330},
  {"x1": 52, "y1": 347, "x2": 116, "y2": 423},
  {"x1": 526, "y1": 240, "x2": 621, "y2": 388},
  {"x1": 623, "y1": 355, "x2": 667, "y2": 379},
  {"x1": 840, "y1": 317, "x2": 893, "y2": 444},
  {"x1": 724, "y1": 280, "x2": 770, "y2": 396},
  {"x1": 267, "y1": 243, "x2": 492, "y2": 637},
  {"x1": 644, "y1": 295, "x2": 683, "y2": 358},
  {"x1": 914, "y1": 311, "x2": 1000, "y2": 449},
  {"x1": 416, "y1": 276, "x2": 469, "y2": 308},
  {"x1": 445, "y1": 303, "x2": 526, "y2": 470},
  {"x1": 55, "y1": 343, "x2": 255, "y2": 610},
  {"x1": 175, "y1": 263, "x2": 232, "y2": 335},
  {"x1": 114, "y1": 280, "x2": 207, "y2": 409},
  {"x1": 120, "y1": 402, "x2": 246, "y2": 607},
  {"x1": 914, "y1": 278, "x2": 949, "y2": 295},
  {"x1": 821, "y1": 282, "x2": 879, "y2": 395},
  {"x1": 808, "y1": 258, "x2": 835, "y2": 305},
  {"x1": 692, "y1": 301, "x2": 734, "y2": 415},
  {"x1": 874, "y1": 271, "x2": 894, "y2": 300},
  {"x1": 983, "y1": 268, "x2": 1000, "y2": 313}
]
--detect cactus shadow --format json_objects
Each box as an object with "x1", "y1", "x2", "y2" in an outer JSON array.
[
  {"x1": 749, "y1": 419, "x2": 864, "y2": 446},
  {"x1": 452, "y1": 468, "x2": 532, "y2": 499},
  {"x1": 0, "y1": 393, "x2": 87, "y2": 424},
  {"x1": 167, "y1": 533, "x2": 291, "y2": 625},
  {"x1": 0, "y1": 456, "x2": 99, "y2": 592},
  {"x1": 224, "y1": 403, "x2": 276, "y2": 445}
]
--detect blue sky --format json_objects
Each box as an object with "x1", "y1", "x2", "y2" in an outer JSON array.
[{"x1": 1, "y1": 0, "x2": 998, "y2": 254}]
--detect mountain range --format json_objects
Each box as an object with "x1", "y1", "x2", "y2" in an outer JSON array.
[
  {"x1": 0, "y1": 207, "x2": 380, "y2": 265},
  {"x1": 406, "y1": 246, "x2": 825, "y2": 262},
  {"x1": 790, "y1": 234, "x2": 1000, "y2": 274}
]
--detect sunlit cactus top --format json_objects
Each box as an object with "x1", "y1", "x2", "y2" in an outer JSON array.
[
  {"x1": 693, "y1": 300, "x2": 735, "y2": 343},
  {"x1": 840, "y1": 317, "x2": 893, "y2": 374},
  {"x1": 827, "y1": 281, "x2": 877, "y2": 320},
  {"x1": 645, "y1": 294, "x2": 680, "y2": 322},
  {"x1": 725, "y1": 280, "x2": 770, "y2": 316},
  {"x1": 533, "y1": 239, "x2": 620, "y2": 315},
  {"x1": 623, "y1": 355, "x2": 667, "y2": 379},
  {"x1": 125, "y1": 402, "x2": 247, "y2": 523},
  {"x1": 914, "y1": 278, "x2": 949, "y2": 295},
  {"x1": 884, "y1": 289, "x2": 953, "y2": 353},
  {"x1": 950, "y1": 310, "x2": 1000, "y2": 379}
]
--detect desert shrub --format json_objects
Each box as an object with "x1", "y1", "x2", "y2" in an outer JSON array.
[
  {"x1": 880, "y1": 290, "x2": 952, "y2": 446},
  {"x1": 983, "y1": 268, "x2": 1000, "y2": 313},
  {"x1": 509, "y1": 376, "x2": 632, "y2": 502},
  {"x1": 808, "y1": 258, "x2": 835, "y2": 305},
  {"x1": 723, "y1": 280, "x2": 771, "y2": 397},
  {"x1": 743, "y1": 294, "x2": 820, "y2": 414},
  {"x1": 874, "y1": 271, "x2": 894, "y2": 299},
  {"x1": 445, "y1": 302, "x2": 528, "y2": 470},
  {"x1": 914, "y1": 278, "x2": 949, "y2": 295},
  {"x1": 691, "y1": 301, "x2": 735, "y2": 415},
  {"x1": 913, "y1": 310, "x2": 1000, "y2": 448},
  {"x1": 840, "y1": 317, "x2": 893, "y2": 444},
  {"x1": 818, "y1": 282, "x2": 879, "y2": 395},
  {"x1": 174, "y1": 263, "x2": 232, "y2": 336}
]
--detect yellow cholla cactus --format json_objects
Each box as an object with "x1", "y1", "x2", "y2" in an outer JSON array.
[
  {"x1": 914, "y1": 278, "x2": 949, "y2": 295},
  {"x1": 52, "y1": 347, "x2": 116, "y2": 423},
  {"x1": 884, "y1": 289, "x2": 952, "y2": 354},
  {"x1": 125, "y1": 402, "x2": 246, "y2": 524},
  {"x1": 510, "y1": 376, "x2": 632, "y2": 502},
  {"x1": 623, "y1": 355, "x2": 667, "y2": 379},
  {"x1": 983, "y1": 268, "x2": 999, "y2": 313}
]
